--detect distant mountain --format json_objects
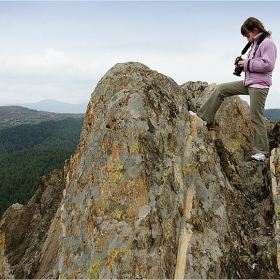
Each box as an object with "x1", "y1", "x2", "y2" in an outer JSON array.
[
  {"x1": 15, "y1": 99, "x2": 88, "y2": 114},
  {"x1": 0, "y1": 106, "x2": 85, "y2": 129}
]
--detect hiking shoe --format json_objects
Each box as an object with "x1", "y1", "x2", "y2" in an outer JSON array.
[
  {"x1": 189, "y1": 111, "x2": 197, "y2": 116},
  {"x1": 206, "y1": 121, "x2": 218, "y2": 131},
  {"x1": 250, "y1": 153, "x2": 266, "y2": 162}
]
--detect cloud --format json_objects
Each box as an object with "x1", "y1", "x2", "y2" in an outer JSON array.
[
  {"x1": 1, "y1": 43, "x2": 279, "y2": 109},
  {"x1": 1, "y1": 49, "x2": 74, "y2": 79},
  {"x1": 1, "y1": 1, "x2": 280, "y2": 109},
  {"x1": 0, "y1": 49, "x2": 98, "y2": 104},
  {"x1": 25, "y1": 49, "x2": 67, "y2": 70}
]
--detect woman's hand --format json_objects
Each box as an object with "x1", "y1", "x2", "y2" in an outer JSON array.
[{"x1": 238, "y1": 59, "x2": 246, "y2": 67}]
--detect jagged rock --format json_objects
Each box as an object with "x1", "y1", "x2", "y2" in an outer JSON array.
[
  {"x1": 57, "y1": 62, "x2": 279, "y2": 278},
  {"x1": 1, "y1": 62, "x2": 280, "y2": 279},
  {"x1": 181, "y1": 80, "x2": 214, "y2": 113},
  {"x1": 268, "y1": 120, "x2": 280, "y2": 151},
  {"x1": 0, "y1": 168, "x2": 66, "y2": 279}
]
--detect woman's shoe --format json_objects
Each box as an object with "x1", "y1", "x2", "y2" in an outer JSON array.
[
  {"x1": 250, "y1": 153, "x2": 266, "y2": 162},
  {"x1": 206, "y1": 121, "x2": 218, "y2": 131}
]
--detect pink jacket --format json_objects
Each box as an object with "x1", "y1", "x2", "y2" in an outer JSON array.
[{"x1": 244, "y1": 32, "x2": 277, "y2": 87}]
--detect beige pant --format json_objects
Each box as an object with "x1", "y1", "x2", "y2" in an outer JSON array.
[{"x1": 197, "y1": 81, "x2": 269, "y2": 155}]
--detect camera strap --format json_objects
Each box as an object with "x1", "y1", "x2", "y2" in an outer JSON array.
[
  {"x1": 252, "y1": 32, "x2": 269, "y2": 58},
  {"x1": 241, "y1": 32, "x2": 269, "y2": 57},
  {"x1": 241, "y1": 42, "x2": 252, "y2": 55}
]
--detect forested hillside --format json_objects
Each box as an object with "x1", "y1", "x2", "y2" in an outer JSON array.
[
  {"x1": 264, "y1": 108, "x2": 280, "y2": 122},
  {"x1": 0, "y1": 147, "x2": 75, "y2": 215},
  {"x1": 0, "y1": 117, "x2": 84, "y2": 217},
  {"x1": 0, "y1": 117, "x2": 84, "y2": 154}
]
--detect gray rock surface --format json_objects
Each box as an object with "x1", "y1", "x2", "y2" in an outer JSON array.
[{"x1": 1, "y1": 62, "x2": 280, "y2": 279}]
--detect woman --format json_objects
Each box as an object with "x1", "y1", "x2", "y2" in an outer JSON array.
[{"x1": 197, "y1": 17, "x2": 277, "y2": 162}]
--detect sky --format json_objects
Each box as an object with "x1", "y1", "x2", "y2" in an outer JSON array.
[{"x1": 0, "y1": 1, "x2": 280, "y2": 109}]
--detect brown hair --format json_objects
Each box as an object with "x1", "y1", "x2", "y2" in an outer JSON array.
[{"x1": 241, "y1": 17, "x2": 268, "y2": 36}]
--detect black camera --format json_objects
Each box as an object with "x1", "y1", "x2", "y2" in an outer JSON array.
[
  {"x1": 233, "y1": 41, "x2": 252, "y2": 77},
  {"x1": 233, "y1": 56, "x2": 243, "y2": 76},
  {"x1": 233, "y1": 33, "x2": 268, "y2": 77}
]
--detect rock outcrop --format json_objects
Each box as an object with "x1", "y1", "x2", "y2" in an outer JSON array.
[
  {"x1": 0, "y1": 166, "x2": 68, "y2": 279},
  {"x1": 1, "y1": 62, "x2": 280, "y2": 279}
]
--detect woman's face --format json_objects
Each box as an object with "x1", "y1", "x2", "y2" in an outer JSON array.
[{"x1": 245, "y1": 28, "x2": 259, "y2": 43}]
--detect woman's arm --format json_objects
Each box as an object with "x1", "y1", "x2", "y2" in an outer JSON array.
[{"x1": 244, "y1": 39, "x2": 277, "y2": 73}]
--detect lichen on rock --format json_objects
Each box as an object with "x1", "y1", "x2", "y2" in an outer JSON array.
[
  {"x1": 1, "y1": 62, "x2": 280, "y2": 279},
  {"x1": 57, "y1": 62, "x2": 279, "y2": 279}
]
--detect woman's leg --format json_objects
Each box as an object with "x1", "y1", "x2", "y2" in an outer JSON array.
[
  {"x1": 197, "y1": 81, "x2": 248, "y2": 123},
  {"x1": 248, "y1": 87, "x2": 269, "y2": 155}
]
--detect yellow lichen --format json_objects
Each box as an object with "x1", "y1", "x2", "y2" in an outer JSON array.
[
  {"x1": 107, "y1": 245, "x2": 131, "y2": 271},
  {"x1": 164, "y1": 220, "x2": 172, "y2": 239},
  {"x1": 115, "y1": 208, "x2": 123, "y2": 219},
  {"x1": 130, "y1": 138, "x2": 140, "y2": 154},
  {"x1": 87, "y1": 259, "x2": 102, "y2": 279}
]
